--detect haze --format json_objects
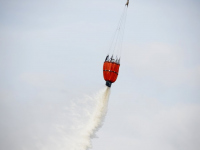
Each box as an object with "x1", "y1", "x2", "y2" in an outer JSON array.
[{"x1": 0, "y1": 0, "x2": 200, "y2": 150}]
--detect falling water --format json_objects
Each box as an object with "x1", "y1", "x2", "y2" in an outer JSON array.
[{"x1": 79, "y1": 86, "x2": 111, "y2": 150}]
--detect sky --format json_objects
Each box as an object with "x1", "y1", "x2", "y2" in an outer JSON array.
[{"x1": 0, "y1": 0, "x2": 200, "y2": 150}]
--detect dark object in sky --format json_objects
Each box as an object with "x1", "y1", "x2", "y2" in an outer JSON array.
[
  {"x1": 106, "y1": 81, "x2": 112, "y2": 87},
  {"x1": 125, "y1": 0, "x2": 129, "y2": 7}
]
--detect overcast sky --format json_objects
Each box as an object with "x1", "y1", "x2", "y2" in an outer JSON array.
[{"x1": 0, "y1": 0, "x2": 200, "y2": 150}]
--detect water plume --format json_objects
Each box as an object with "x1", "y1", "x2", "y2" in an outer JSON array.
[{"x1": 77, "y1": 86, "x2": 111, "y2": 150}]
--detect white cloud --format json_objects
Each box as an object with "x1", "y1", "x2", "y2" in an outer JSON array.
[
  {"x1": 124, "y1": 43, "x2": 200, "y2": 87},
  {"x1": 0, "y1": 0, "x2": 199, "y2": 150},
  {"x1": 20, "y1": 72, "x2": 66, "y2": 89},
  {"x1": 92, "y1": 99, "x2": 200, "y2": 150}
]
